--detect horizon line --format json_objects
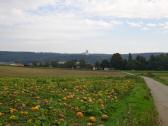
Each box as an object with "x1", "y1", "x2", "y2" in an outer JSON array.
[{"x1": 0, "y1": 50, "x2": 167, "y2": 55}]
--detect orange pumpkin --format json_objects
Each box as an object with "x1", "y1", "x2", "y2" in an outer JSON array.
[
  {"x1": 76, "y1": 112, "x2": 84, "y2": 118},
  {"x1": 89, "y1": 116, "x2": 96, "y2": 123},
  {"x1": 101, "y1": 114, "x2": 109, "y2": 121},
  {"x1": 31, "y1": 105, "x2": 40, "y2": 112}
]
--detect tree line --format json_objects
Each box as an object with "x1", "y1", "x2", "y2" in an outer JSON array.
[
  {"x1": 32, "y1": 59, "x2": 93, "y2": 69},
  {"x1": 95, "y1": 53, "x2": 168, "y2": 70},
  {"x1": 31, "y1": 53, "x2": 168, "y2": 70}
]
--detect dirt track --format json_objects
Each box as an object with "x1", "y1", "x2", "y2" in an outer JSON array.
[{"x1": 144, "y1": 77, "x2": 168, "y2": 126}]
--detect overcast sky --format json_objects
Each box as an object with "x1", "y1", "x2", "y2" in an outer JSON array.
[{"x1": 0, "y1": 0, "x2": 168, "y2": 54}]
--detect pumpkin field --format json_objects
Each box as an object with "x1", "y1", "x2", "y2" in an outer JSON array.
[{"x1": 0, "y1": 67, "x2": 158, "y2": 126}]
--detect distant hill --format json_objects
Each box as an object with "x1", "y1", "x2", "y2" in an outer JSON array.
[{"x1": 0, "y1": 51, "x2": 166, "y2": 64}]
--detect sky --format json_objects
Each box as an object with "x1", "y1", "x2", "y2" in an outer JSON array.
[{"x1": 0, "y1": 0, "x2": 168, "y2": 54}]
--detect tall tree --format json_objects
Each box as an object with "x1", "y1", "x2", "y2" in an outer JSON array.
[
  {"x1": 94, "y1": 61, "x2": 100, "y2": 69},
  {"x1": 111, "y1": 53, "x2": 124, "y2": 69},
  {"x1": 64, "y1": 60, "x2": 76, "y2": 68},
  {"x1": 51, "y1": 61, "x2": 58, "y2": 67},
  {"x1": 79, "y1": 59, "x2": 86, "y2": 68},
  {"x1": 135, "y1": 55, "x2": 146, "y2": 70},
  {"x1": 128, "y1": 53, "x2": 133, "y2": 62},
  {"x1": 101, "y1": 59, "x2": 110, "y2": 69},
  {"x1": 126, "y1": 53, "x2": 135, "y2": 70}
]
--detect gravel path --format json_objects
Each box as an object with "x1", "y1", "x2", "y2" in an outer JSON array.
[{"x1": 144, "y1": 76, "x2": 168, "y2": 126}]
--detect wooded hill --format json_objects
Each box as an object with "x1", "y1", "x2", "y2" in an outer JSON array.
[{"x1": 0, "y1": 51, "x2": 166, "y2": 64}]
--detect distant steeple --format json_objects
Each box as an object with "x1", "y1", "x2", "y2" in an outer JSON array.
[
  {"x1": 81, "y1": 50, "x2": 89, "y2": 55},
  {"x1": 85, "y1": 50, "x2": 89, "y2": 55}
]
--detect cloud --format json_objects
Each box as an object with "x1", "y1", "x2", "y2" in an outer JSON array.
[
  {"x1": 84, "y1": 19, "x2": 122, "y2": 29},
  {"x1": 127, "y1": 21, "x2": 168, "y2": 30},
  {"x1": 43, "y1": 0, "x2": 168, "y2": 19},
  {"x1": 127, "y1": 22, "x2": 143, "y2": 28},
  {"x1": 1, "y1": 0, "x2": 168, "y2": 28},
  {"x1": 0, "y1": 0, "x2": 168, "y2": 53},
  {"x1": 84, "y1": 0, "x2": 168, "y2": 19}
]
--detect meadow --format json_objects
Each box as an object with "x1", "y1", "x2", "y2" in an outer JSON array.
[
  {"x1": 145, "y1": 72, "x2": 168, "y2": 85},
  {"x1": 0, "y1": 66, "x2": 158, "y2": 126},
  {"x1": 128, "y1": 70, "x2": 168, "y2": 85}
]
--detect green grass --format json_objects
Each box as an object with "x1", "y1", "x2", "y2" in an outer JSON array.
[
  {"x1": 0, "y1": 76, "x2": 158, "y2": 126},
  {"x1": 127, "y1": 70, "x2": 168, "y2": 85},
  {"x1": 151, "y1": 72, "x2": 168, "y2": 85},
  {"x1": 103, "y1": 77, "x2": 158, "y2": 126}
]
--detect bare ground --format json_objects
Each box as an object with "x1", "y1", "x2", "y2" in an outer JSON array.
[{"x1": 144, "y1": 77, "x2": 168, "y2": 126}]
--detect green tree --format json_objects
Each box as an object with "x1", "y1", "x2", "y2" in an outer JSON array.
[
  {"x1": 94, "y1": 61, "x2": 101, "y2": 69},
  {"x1": 128, "y1": 53, "x2": 133, "y2": 62},
  {"x1": 51, "y1": 61, "x2": 58, "y2": 67},
  {"x1": 101, "y1": 59, "x2": 110, "y2": 69},
  {"x1": 126, "y1": 53, "x2": 135, "y2": 70},
  {"x1": 135, "y1": 55, "x2": 146, "y2": 70},
  {"x1": 79, "y1": 59, "x2": 86, "y2": 68},
  {"x1": 64, "y1": 60, "x2": 76, "y2": 68},
  {"x1": 111, "y1": 53, "x2": 124, "y2": 69}
]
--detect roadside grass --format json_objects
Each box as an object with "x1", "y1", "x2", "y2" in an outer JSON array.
[
  {"x1": 105, "y1": 77, "x2": 158, "y2": 126},
  {"x1": 151, "y1": 72, "x2": 168, "y2": 85},
  {"x1": 126, "y1": 70, "x2": 168, "y2": 85},
  {"x1": 0, "y1": 76, "x2": 158, "y2": 126}
]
